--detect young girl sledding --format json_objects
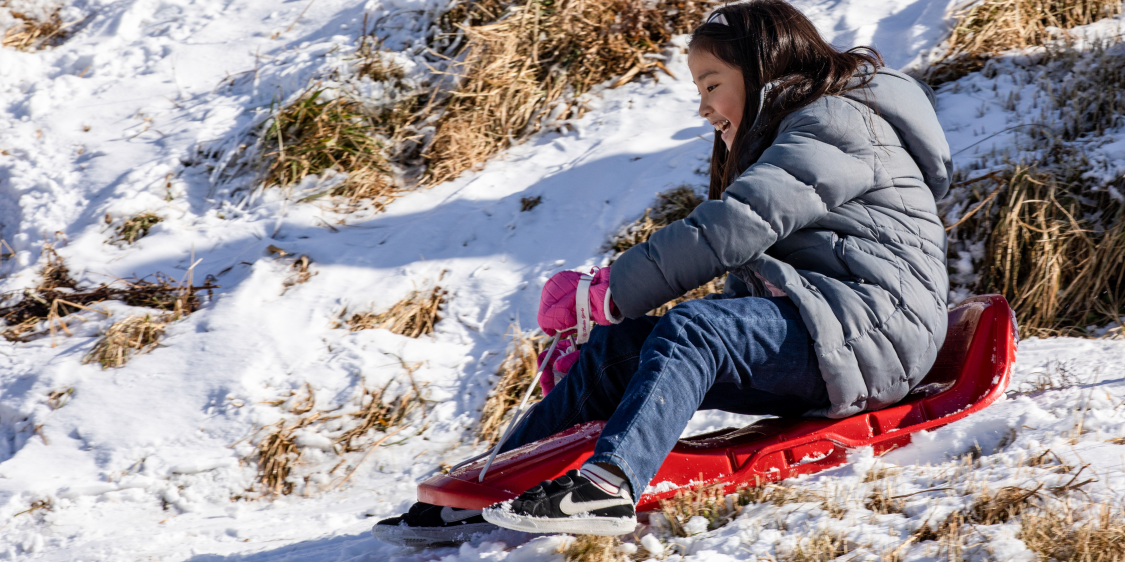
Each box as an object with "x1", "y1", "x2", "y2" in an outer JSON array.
[{"x1": 375, "y1": 0, "x2": 951, "y2": 545}]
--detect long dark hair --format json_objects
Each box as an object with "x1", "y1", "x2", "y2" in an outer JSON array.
[{"x1": 691, "y1": 0, "x2": 883, "y2": 199}]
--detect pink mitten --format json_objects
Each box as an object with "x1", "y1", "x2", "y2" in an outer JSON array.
[
  {"x1": 537, "y1": 267, "x2": 621, "y2": 337},
  {"x1": 537, "y1": 339, "x2": 579, "y2": 395},
  {"x1": 538, "y1": 270, "x2": 583, "y2": 336}
]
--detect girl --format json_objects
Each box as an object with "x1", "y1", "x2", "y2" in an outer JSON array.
[{"x1": 375, "y1": 0, "x2": 951, "y2": 544}]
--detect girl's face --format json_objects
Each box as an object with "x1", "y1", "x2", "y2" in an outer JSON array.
[{"x1": 688, "y1": 48, "x2": 746, "y2": 151}]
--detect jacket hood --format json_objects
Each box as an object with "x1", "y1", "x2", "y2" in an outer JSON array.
[{"x1": 843, "y1": 67, "x2": 952, "y2": 200}]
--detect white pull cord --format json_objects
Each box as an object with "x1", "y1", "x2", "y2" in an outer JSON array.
[
  {"x1": 478, "y1": 332, "x2": 562, "y2": 482},
  {"x1": 477, "y1": 270, "x2": 595, "y2": 482}
]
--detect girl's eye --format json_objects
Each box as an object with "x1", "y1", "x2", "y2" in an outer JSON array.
[{"x1": 706, "y1": 84, "x2": 717, "y2": 92}]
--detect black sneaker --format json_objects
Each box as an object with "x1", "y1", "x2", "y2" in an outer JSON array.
[
  {"x1": 481, "y1": 469, "x2": 637, "y2": 536},
  {"x1": 371, "y1": 502, "x2": 497, "y2": 547}
]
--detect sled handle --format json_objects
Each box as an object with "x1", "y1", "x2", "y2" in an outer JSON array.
[{"x1": 479, "y1": 333, "x2": 562, "y2": 482}]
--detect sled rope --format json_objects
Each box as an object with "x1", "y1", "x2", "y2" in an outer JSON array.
[
  {"x1": 478, "y1": 269, "x2": 594, "y2": 481},
  {"x1": 479, "y1": 332, "x2": 562, "y2": 482}
]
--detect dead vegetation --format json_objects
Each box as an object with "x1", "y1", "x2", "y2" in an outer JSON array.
[
  {"x1": 247, "y1": 371, "x2": 427, "y2": 496},
  {"x1": 561, "y1": 535, "x2": 628, "y2": 562},
  {"x1": 260, "y1": 89, "x2": 399, "y2": 211},
  {"x1": 1010, "y1": 359, "x2": 1081, "y2": 395},
  {"x1": 0, "y1": 245, "x2": 217, "y2": 343},
  {"x1": 946, "y1": 165, "x2": 1125, "y2": 336},
  {"x1": 656, "y1": 480, "x2": 826, "y2": 537},
  {"x1": 1, "y1": 4, "x2": 77, "y2": 51},
  {"x1": 343, "y1": 279, "x2": 446, "y2": 338},
  {"x1": 608, "y1": 186, "x2": 704, "y2": 257},
  {"x1": 941, "y1": 42, "x2": 1125, "y2": 336},
  {"x1": 83, "y1": 314, "x2": 168, "y2": 369},
  {"x1": 780, "y1": 532, "x2": 855, "y2": 562},
  {"x1": 1021, "y1": 505, "x2": 1125, "y2": 561},
  {"x1": 921, "y1": 0, "x2": 1122, "y2": 83},
  {"x1": 423, "y1": 0, "x2": 715, "y2": 186},
  {"x1": 248, "y1": 0, "x2": 711, "y2": 208},
  {"x1": 112, "y1": 212, "x2": 162, "y2": 244},
  {"x1": 605, "y1": 186, "x2": 725, "y2": 314},
  {"x1": 476, "y1": 325, "x2": 550, "y2": 445}
]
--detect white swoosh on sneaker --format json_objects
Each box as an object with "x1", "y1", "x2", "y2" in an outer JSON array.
[
  {"x1": 440, "y1": 507, "x2": 482, "y2": 524},
  {"x1": 558, "y1": 492, "x2": 632, "y2": 516}
]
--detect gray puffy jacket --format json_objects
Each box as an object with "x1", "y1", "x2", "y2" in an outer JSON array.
[{"x1": 611, "y1": 67, "x2": 952, "y2": 418}]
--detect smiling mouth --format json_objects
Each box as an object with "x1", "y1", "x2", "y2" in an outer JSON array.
[{"x1": 714, "y1": 119, "x2": 731, "y2": 135}]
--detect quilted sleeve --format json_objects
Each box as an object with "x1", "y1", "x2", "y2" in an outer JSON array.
[{"x1": 610, "y1": 99, "x2": 876, "y2": 318}]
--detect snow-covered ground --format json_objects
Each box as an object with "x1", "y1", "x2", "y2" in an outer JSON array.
[{"x1": 1, "y1": 0, "x2": 1124, "y2": 560}]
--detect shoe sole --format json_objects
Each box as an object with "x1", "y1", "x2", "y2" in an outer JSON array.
[
  {"x1": 482, "y1": 507, "x2": 637, "y2": 536},
  {"x1": 370, "y1": 521, "x2": 497, "y2": 547}
]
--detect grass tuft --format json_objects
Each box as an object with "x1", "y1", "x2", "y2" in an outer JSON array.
[
  {"x1": 1, "y1": 247, "x2": 215, "y2": 343},
  {"x1": 260, "y1": 89, "x2": 398, "y2": 210},
  {"x1": 1, "y1": 5, "x2": 75, "y2": 51},
  {"x1": 246, "y1": 371, "x2": 427, "y2": 496},
  {"x1": 422, "y1": 0, "x2": 715, "y2": 186},
  {"x1": 1021, "y1": 505, "x2": 1125, "y2": 560},
  {"x1": 83, "y1": 314, "x2": 168, "y2": 369},
  {"x1": 608, "y1": 186, "x2": 705, "y2": 257},
  {"x1": 922, "y1": 0, "x2": 1122, "y2": 83},
  {"x1": 561, "y1": 535, "x2": 627, "y2": 562},
  {"x1": 605, "y1": 186, "x2": 725, "y2": 315},
  {"x1": 520, "y1": 195, "x2": 542, "y2": 212},
  {"x1": 781, "y1": 532, "x2": 855, "y2": 562},
  {"x1": 344, "y1": 279, "x2": 446, "y2": 338},
  {"x1": 113, "y1": 212, "x2": 162, "y2": 244},
  {"x1": 476, "y1": 325, "x2": 549, "y2": 446},
  {"x1": 942, "y1": 41, "x2": 1125, "y2": 336}
]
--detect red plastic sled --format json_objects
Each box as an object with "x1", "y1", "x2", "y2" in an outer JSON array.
[{"x1": 419, "y1": 295, "x2": 1017, "y2": 513}]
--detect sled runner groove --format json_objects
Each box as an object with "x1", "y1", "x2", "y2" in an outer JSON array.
[{"x1": 419, "y1": 295, "x2": 1016, "y2": 512}]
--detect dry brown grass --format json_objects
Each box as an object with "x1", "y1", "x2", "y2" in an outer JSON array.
[
  {"x1": 922, "y1": 0, "x2": 1121, "y2": 83},
  {"x1": 247, "y1": 372, "x2": 427, "y2": 496},
  {"x1": 46, "y1": 387, "x2": 73, "y2": 410},
  {"x1": 260, "y1": 89, "x2": 398, "y2": 210},
  {"x1": 604, "y1": 186, "x2": 725, "y2": 314},
  {"x1": 335, "y1": 375, "x2": 425, "y2": 452},
  {"x1": 422, "y1": 0, "x2": 715, "y2": 186},
  {"x1": 83, "y1": 314, "x2": 168, "y2": 369},
  {"x1": 561, "y1": 535, "x2": 628, "y2": 562},
  {"x1": 1, "y1": 4, "x2": 76, "y2": 51},
  {"x1": 113, "y1": 212, "x2": 162, "y2": 244},
  {"x1": 656, "y1": 480, "x2": 826, "y2": 537},
  {"x1": 649, "y1": 277, "x2": 725, "y2": 316},
  {"x1": 344, "y1": 280, "x2": 446, "y2": 338},
  {"x1": 1010, "y1": 359, "x2": 1081, "y2": 395},
  {"x1": 608, "y1": 186, "x2": 705, "y2": 257},
  {"x1": 781, "y1": 532, "x2": 856, "y2": 562},
  {"x1": 942, "y1": 41, "x2": 1125, "y2": 336},
  {"x1": 947, "y1": 165, "x2": 1125, "y2": 336},
  {"x1": 1, "y1": 252, "x2": 216, "y2": 343},
  {"x1": 476, "y1": 325, "x2": 550, "y2": 445},
  {"x1": 1022, "y1": 505, "x2": 1125, "y2": 560}
]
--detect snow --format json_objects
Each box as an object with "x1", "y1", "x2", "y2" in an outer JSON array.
[{"x1": 2, "y1": 0, "x2": 1124, "y2": 560}]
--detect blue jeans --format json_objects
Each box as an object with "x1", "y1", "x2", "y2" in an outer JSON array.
[{"x1": 499, "y1": 296, "x2": 828, "y2": 497}]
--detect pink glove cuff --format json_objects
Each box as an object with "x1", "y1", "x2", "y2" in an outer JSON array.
[
  {"x1": 537, "y1": 340, "x2": 577, "y2": 395},
  {"x1": 588, "y1": 267, "x2": 621, "y2": 325}
]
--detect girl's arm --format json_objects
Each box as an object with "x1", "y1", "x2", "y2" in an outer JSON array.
[{"x1": 610, "y1": 100, "x2": 876, "y2": 318}]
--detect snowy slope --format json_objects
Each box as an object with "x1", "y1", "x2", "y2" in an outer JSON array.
[{"x1": 1, "y1": 0, "x2": 1124, "y2": 560}]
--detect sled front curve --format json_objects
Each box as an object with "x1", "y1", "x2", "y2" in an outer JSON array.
[{"x1": 418, "y1": 295, "x2": 1017, "y2": 512}]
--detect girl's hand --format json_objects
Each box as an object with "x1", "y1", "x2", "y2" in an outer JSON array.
[
  {"x1": 537, "y1": 267, "x2": 620, "y2": 337},
  {"x1": 537, "y1": 339, "x2": 579, "y2": 395}
]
